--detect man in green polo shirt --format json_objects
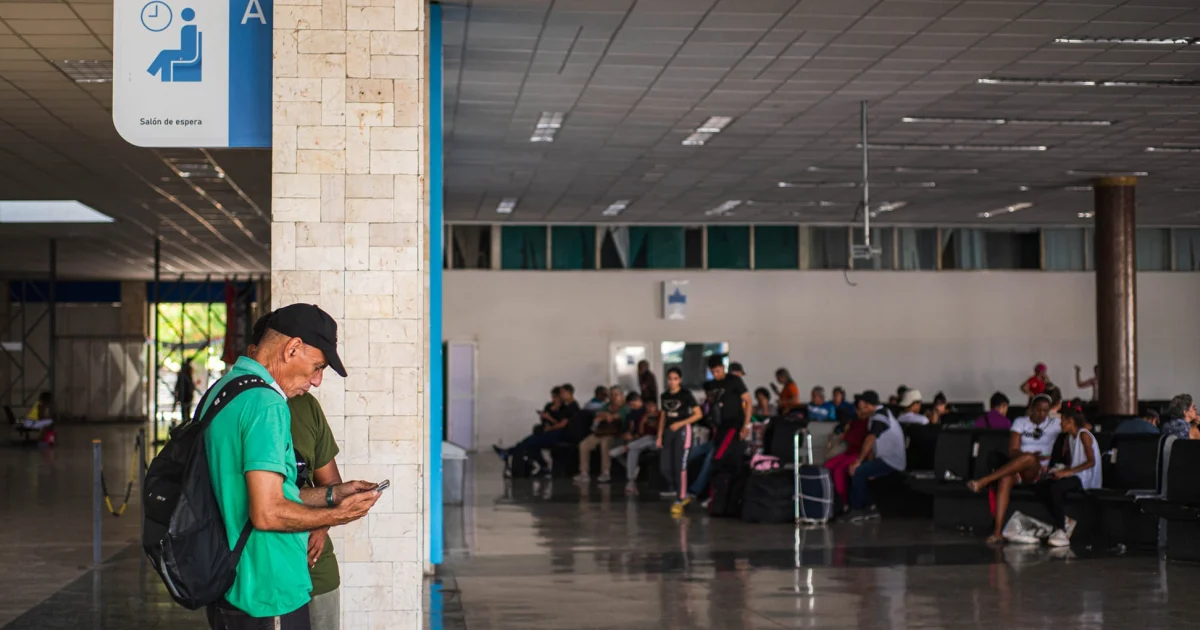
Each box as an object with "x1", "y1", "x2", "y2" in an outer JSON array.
[{"x1": 205, "y1": 304, "x2": 381, "y2": 630}]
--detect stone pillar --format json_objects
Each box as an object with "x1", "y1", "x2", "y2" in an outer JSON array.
[
  {"x1": 272, "y1": 0, "x2": 428, "y2": 627},
  {"x1": 1094, "y1": 176, "x2": 1137, "y2": 416}
]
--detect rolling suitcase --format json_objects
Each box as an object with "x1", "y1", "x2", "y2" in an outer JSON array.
[{"x1": 797, "y1": 432, "x2": 834, "y2": 524}]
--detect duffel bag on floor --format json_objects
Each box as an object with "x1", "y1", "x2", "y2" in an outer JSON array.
[
  {"x1": 741, "y1": 471, "x2": 794, "y2": 524},
  {"x1": 710, "y1": 468, "x2": 748, "y2": 518}
]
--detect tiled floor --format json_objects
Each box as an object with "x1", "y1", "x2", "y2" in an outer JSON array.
[{"x1": 6, "y1": 435, "x2": 1200, "y2": 629}]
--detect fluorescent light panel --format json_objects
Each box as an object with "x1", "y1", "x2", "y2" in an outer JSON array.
[
  {"x1": 1078, "y1": 212, "x2": 1095, "y2": 219},
  {"x1": 530, "y1": 112, "x2": 564, "y2": 143},
  {"x1": 52, "y1": 60, "x2": 112, "y2": 83},
  {"x1": 706, "y1": 200, "x2": 743, "y2": 216},
  {"x1": 1146, "y1": 146, "x2": 1200, "y2": 154},
  {"x1": 978, "y1": 202, "x2": 1034, "y2": 219},
  {"x1": 979, "y1": 77, "x2": 1200, "y2": 88},
  {"x1": 496, "y1": 198, "x2": 518, "y2": 214},
  {"x1": 874, "y1": 201, "x2": 909, "y2": 213},
  {"x1": 1056, "y1": 36, "x2": 1196, "y2": 46},
  {"x1": 0, "y1": 200, "x2": 114, "y2": 223},
  {"x1": 805, "y1": 165, "x2": 979, "y2": 174},
  {"x1": 682, "y1": 115, "x2": 734, "y2": 146},
  {"x1": 602, "y1": 200, "x2": 630, "y2": 217},
  {"x1": 902, "y1": 116, "x2": 1112, "y2": 126}
]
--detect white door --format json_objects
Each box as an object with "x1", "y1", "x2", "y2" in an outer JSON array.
[
  {"x1": 610, "y1": 342, "x2": 649, "y2": 394},
  {"x1": 446, "y1": 342, "x2": 477, "y2": 451}
]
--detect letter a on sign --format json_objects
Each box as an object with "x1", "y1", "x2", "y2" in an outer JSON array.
[
  {"x1": 113, "y1": 0, "x2": 273, "y2": 147},
  {"x1": 241, "y1": 0, "x2": 265, "y2": 25}
]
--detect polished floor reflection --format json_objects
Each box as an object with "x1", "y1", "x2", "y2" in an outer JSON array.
[
  {"x1": 442, "y1": 459, "x2": 1194, "y2": 630},
  {"x1": 5, "y1": 433, "x2": 1199, "y2": 629}
]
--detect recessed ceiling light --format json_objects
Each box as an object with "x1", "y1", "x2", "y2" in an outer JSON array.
[
  {"x1": 874, "y1": 201, "x2": 909, "y2": 213},
  {"x1": 792, "y1": 201, "x2": 850, "y2": 208},
  {"x1": 1063, "y1": 186, "x2": 1092, "y2": 192},
  {"x1": 530, "y1": 112, "x2": 564, "y2": 143},
  {"x1": 52, "y1": 60, "x2": 112, "y2": 83},
  {"x1": 902, "y1": 115, "x2": 1112, "y2": 126},
  {"x1": 706, "y1": 200, "x2": 744, "y2": 217},
  {"x1": 0, "y1": 200, "x2": 114, "y2": 223},
  {"x1": 1055, "y1": 36, "x2": 1195, "y2": 46},
  {"x1": 978, "y1": 202, "x2": 1034, "y2": 219},
  {"x1": 979, "y1": 77, "x2": 1200, "y2": 88},
  {"x1": 696, "y1": 116, "x2": 733, "y2": 133},
  {"x1": 860, "y1": 143, "x2": 1048, "y2": 152},
  {"x1": 496, "y1": 198, "x2": 518, "y2": 214},
  {"x1": 1066, "y1": 169, "x2": 1149, "y2": 176},
  {"x1": 682, "y1": 132, "x2": 713, "y2": 146},
  {"x1": 602, "y1": 200, "x2": 630, "y2": 217},
  {"x1": 1078, "y1": 212, "x2": 1095, "y2": 219},
  {"x1": 1146, "y1": 146, "x2": 1200, "y2": 154}
]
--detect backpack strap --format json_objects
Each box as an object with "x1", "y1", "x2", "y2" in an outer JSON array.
[
  {"x1": 232, "y1": 521, "x2": 254, "y2": 555},
  {"x1": 195, "y1": 375, "x2": 272, "y2": 430}
]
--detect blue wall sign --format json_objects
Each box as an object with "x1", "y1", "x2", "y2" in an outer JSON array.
[{"x1": 113, "y1": 0, "x2": 272, "y2": 148}]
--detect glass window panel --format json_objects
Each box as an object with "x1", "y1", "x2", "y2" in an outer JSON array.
[
  {"x1": 808, "y1": 227, "x2": 848, "y2": 269},
  {"x1": 707, "y1": 226, "x2": 750, "y2": 269},
  {"x1": 500, "y1": 225, "x2": 546, "y2": 270},
  {"x1": 450, "y1": 225, "x2": 491, "y2": 269},
  {"x1": 1044, "y1": 229, "x2": 1086, "y2": 270},
  {"x1": 599, "y1": 227, "x2": 628, "y2": 269},
  {"x1": 1137, "y1": 228, "x2": 1170, "y2": 271},
  {"x1": 754, "y1": 226, "x2": 798, "y2": 269},
  {"x1": 629, "y1": 226, "x2": 685, "y2": 269},
  {"x1": 1173, "y1": 228, "x2": 1200, "y2": 271},
  {"x1": 550, "y1": 225, "x2": 595, "y2": 270},
  {"x1": 852, "y1": 227, "x2": 894, "y2": 269},
  {"x1": 897, "y1": 228, "x2": 937, "y2": 270}
]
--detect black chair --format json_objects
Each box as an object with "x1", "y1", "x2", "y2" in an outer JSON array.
[
  {"x1": 1141, "y1": 440, "x2": 1200, "y2": 560},
  {"x1": 1091, "y1": 433, "x2": 1163, "y2": 548},
  {"x1": 6, "y1": 406, "x2": 37, "y2": 444}
]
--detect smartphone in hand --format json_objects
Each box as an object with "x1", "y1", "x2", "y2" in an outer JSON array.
[{"x1": 375, "y1": 479, "x2": 391, "y2": 492}]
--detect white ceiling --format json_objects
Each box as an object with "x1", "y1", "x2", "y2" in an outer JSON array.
[
  {"x1": 2, "y1": 0, "x2": 1200, "y2": 278},
  {"x1": 442, "y1": 0, "x2": 1200, "y2": 226},
  {"x1": 0, "y1": 0, "x2": 270, "y2": 279}
]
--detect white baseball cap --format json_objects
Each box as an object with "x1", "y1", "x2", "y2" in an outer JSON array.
[{"x1": 899, "y1": 389, "x2": 923, "y2": 407}]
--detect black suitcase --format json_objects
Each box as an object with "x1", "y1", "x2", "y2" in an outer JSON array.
[
  {"x1": 741, "y1": 471, "x2": 795, "y2": 523},
  {"x1": 765, "y1": 418, "x2": 807, "y2": 465},
  {"x1": 710, "y1": 467, "x2": 749, "y2": 518}
]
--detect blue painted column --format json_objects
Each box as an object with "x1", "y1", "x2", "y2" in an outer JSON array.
[{"x1": 429, "y1": 1, "x2": 445, "y2": 566}]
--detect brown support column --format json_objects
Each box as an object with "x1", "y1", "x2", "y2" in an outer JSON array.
[{"x1": 1094, "y1": 176, "x2": 1138, "y2": 416}]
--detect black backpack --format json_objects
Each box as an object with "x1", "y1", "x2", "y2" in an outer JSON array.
[{"x1": 143, "y1": 375, "x2": 271, "y2": 609}]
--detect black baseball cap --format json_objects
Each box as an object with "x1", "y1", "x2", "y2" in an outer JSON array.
[
  {"x1": 855, "y1": 390, "x2": 881, "y2": 406},
  {"x1": 255, "y1": 304, "x2": 346, "y2": 377},
  {"x1": 728, "y1": 362, "x2": 746, "y2": 375}
]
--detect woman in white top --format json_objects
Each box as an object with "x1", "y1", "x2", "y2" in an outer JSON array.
[
  {"x1": 967, "y1": 394, "x2": 1062, "y2": 544},
  {"x1": 1038, "y1": 407, "x2": 1101, "y2": 547}
]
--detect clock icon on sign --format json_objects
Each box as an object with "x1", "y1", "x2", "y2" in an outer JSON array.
[{"x1": 140, "y1": 1, "x2": 173, "y2": 32}]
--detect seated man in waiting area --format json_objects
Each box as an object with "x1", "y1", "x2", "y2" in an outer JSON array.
[
  {"x1": 493, "y1": 384, "x2": 580, "y2": 476},
  {"x1": 576, "y1": 386, "x2": 628, "y2": 483},
  {"x1": 967, "y1": 394, "x2": 1062, "y2": 544}
]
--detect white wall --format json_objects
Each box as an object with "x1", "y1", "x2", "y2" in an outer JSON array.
[{"x1": 445, "y1": 270, "x2": 1200, "y2": 449}]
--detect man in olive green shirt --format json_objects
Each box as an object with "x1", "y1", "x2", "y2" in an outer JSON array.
[
  {"x1": 289, "y1": 392, "x2": 342, "y2": 630},
  {"x1": 206, "y1": 304, "x2": 381, "y2": 630}
]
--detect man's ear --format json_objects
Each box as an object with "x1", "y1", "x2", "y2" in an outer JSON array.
[{"x1": 283, "y1": 337, "x2": 304, "y2": 362}]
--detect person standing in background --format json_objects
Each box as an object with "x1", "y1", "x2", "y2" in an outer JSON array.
[
  {"x1": 173, "y1": 360, "x2": 197, "y2": 422},
  {"x1": 1075, "y1": 364, "x2": 1098, "y2": 400},
  {"x1": 638, "y1": 360, "x2": 658, "y2": 405},
  {"x1": 1021, "y1": 363, "x2": 1049, "y2": 401}
]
